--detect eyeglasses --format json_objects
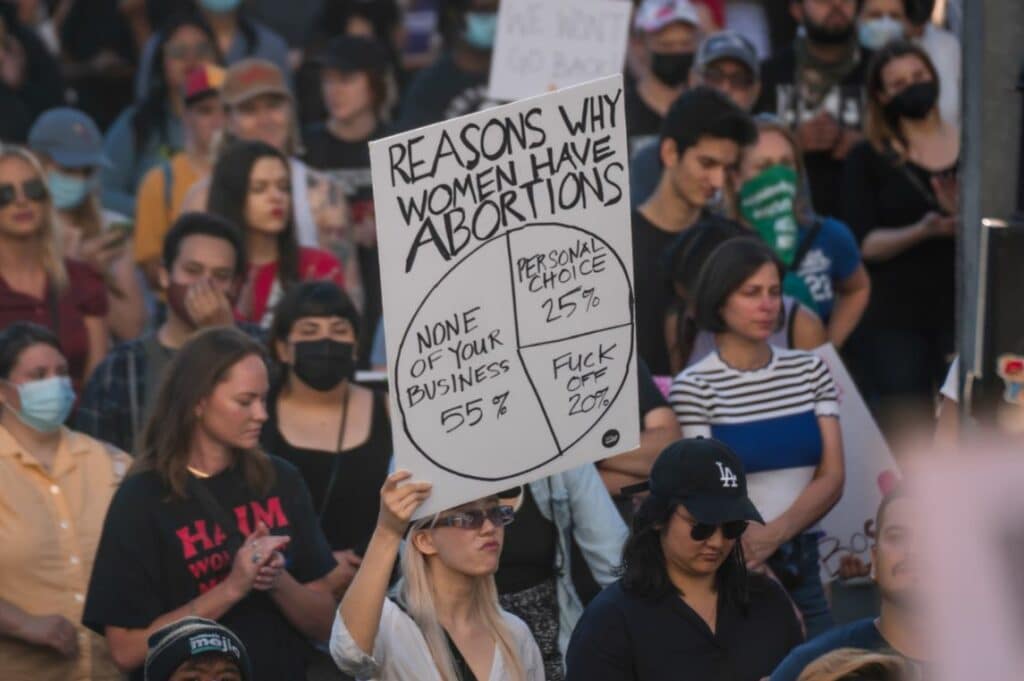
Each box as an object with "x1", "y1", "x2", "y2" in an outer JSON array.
[
  {"x1": 432, "y1": 505, "x2": 515, "y2": 530},
  {"x1": 677, "y1": 510, "x2": 748, "y2": 541},
  {"x1": 165, "y1": 42, "x2": 216, "y2": 61},
  {"x1": 0, "y1": 179, "x2": 48, "y2": 209},
  {"x1": 701, "y1": 66, "x2": 756, "y2": 90}
]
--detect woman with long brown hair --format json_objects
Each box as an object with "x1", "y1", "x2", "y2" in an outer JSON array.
[
  {"x1": 83, "y1": 327, "x2": 338, "y2": 681},
  {"x1": 0, "y1": 145, "x2": 108, "y2": 391},
  {"x1": 841, "y1": 40, "x2": 959, "y2": 439}
]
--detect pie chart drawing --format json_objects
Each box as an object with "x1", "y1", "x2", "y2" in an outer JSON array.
[{"x1": 394, "y1": 221, "x2": 634, "y2": 481}]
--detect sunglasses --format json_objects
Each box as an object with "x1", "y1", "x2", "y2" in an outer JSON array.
[
  {"x1": 432, "y1": 505, "x2": 515, "y2": 530},
  {"x1": 702, "y1": 66, "x2": 756, "y2": 90},
  {"x1": 0, "y1": 179, "x2": 47, "y2": 209},
  {"x1": 677, "y1": 510, "x2": 749, "y2": 541}
]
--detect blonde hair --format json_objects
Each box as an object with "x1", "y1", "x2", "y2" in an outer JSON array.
[
  {"x1": 0, "y1": 145, "x2": 68, "y2": 292},
  {"x1": 730, "y1": 116, "x2": 815, "y2": 226},
  {"x1": 796, "y1": 648, "x2": 916, "y2": 681},
  {"x1": 399, "y1": 517, "x2": 527, "y2": 681}
]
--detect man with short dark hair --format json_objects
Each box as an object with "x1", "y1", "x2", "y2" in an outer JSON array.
[
  {"x1": 75, "y1": 213, "x2": 262, "y2": 453},
  {"x1": 631, "y1": 86, "x2": 756, "y2": 376},
  {"x1": 757, "y1": 0, "x2": 868, "y2": 217},
  {"x1": 631, "y1": 29, "x2": 763, "y2": 205},
  {"x1": 770, "y1": 488, "x2": 927, "y2": 681}
]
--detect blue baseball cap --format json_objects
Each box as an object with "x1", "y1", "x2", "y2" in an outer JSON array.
[{"x1": 27, "y1": 108, "x2": 110, "y2": 169}]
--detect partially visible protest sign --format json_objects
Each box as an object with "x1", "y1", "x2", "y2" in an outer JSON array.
[
  {"x1": 814, "y1": 344, "x2": 900, "y2": 582},
  {"x1": 488, "y1": 0, "x2": 632, "y2": 102},
  {"x1": 370, "y1": 76, "x2": 639, "y2": 517}
]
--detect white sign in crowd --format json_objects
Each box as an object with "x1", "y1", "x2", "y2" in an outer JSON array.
[
  {"x1": 488, "y1": 0, "x2": 633, "y2": 102},
  {"x1": 370, "y1": 76, "x2": 640, "y2": 517}
]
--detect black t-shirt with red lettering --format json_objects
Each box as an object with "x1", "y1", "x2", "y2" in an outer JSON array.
[{"x1": 83, "y1": 457, "x2": 336, "y2": 681}]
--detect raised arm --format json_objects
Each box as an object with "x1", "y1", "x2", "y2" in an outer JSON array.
[{"x1": 337, "y1": 470, "x2": 432, "y2": 656}]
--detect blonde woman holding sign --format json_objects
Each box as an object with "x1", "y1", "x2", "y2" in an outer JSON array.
[{"x1": 331, "y1": 470, "x2": 544, "y2": 681}]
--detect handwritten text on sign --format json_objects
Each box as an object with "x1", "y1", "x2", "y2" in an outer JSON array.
[
  {"x1": 371, "y1": 76, "x2": 639, "y2": 517},
  {"x1": 488, "y1": 0, "x2": 632, "y2": 102}
]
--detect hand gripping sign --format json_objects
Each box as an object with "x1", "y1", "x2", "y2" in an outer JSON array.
[{"x1": 370, "y1": 76, "x2": 639, "y2": 517}]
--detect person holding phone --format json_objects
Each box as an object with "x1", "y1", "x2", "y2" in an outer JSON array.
[
  {"x1": 330, "y1": 471, "x2": 545, "y2": 680},
  {"x1": 841, "y1": 40, "x2": 959, "y2": 441},
  {"x1": 83, "y1": 327, "x2": 338, "y2": 681},
  {"x1": 28, "y1": 107, "x2": 147, "y2": 341}
]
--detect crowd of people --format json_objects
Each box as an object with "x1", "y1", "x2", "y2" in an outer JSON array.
[{"x1": 0, "y1": 0, "x2": 963, "y2": 680}]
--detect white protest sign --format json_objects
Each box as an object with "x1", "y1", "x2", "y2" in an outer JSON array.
[
  {"x1": 488, "y1": 0, "x2": 632, "y2": 102},
  {"x1": 371, "y1": 75, "x2": 639, "y2": 518},
  {"x1": 813, "y1": 344, "x2": 900, "y2": 583}
]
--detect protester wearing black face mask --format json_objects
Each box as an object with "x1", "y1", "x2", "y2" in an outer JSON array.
[
  {"x1": 841, "y1": 41, "x2": 959, "y2": 445},
  {"x1": 756, "y1": 0, "x2": 867, "y2": 218},
  {"x1": 264, "y1": 282, "x2": 391, "y2": 598},
  {"x1": 624, "y1": 0, "x2": 702, "y2": 150}
]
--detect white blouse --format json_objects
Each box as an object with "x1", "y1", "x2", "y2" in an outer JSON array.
[{"x1": 330, "y1": 598, "x2": 545, "y2": 681}]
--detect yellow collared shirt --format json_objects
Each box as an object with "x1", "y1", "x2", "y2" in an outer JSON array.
[{"x1": 0, "y1": 424, "x2": 130, "y2": 681}]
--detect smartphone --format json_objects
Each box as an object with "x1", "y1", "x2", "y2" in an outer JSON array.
[{"x1": 106, "y1": 220, "x2": 133, "y2": 249}]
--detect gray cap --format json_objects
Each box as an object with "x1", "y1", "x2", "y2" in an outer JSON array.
[
  {"x1": 27, "y1": 107, "x2": 110, "y2": 169},
  {"x1": 695, "y1": 30, "x2": 760, "y2": 78}
]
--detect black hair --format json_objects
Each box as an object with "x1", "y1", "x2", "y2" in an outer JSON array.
[
  {"x1": 0, "y1": 322, "x2": 62, "y2": 379},
  {"x1": 692, "y1": 237, "x2": 786, "y2": 334},
  {"x1": 320, "y1": 0, "x2": 401, "y2": 47},
  {"x1": 161, "y1": 211, "x2": 247, "y2": 276},
  {"x1": 663, "y1": 215, "x2": 747, "y2": 367},
  {"x1": 620, "y1": 494, "x2": 750, "y2": 609},
  {"x1": 207, "y1": 139, "x2": 300, "y2": 291},
  {"x1": 134, "y1": 11, "x2": 221, "y2": 151},
  {"x1": 660, "y1": 86, "x2": 758, "y2": 160},
  {"x1": 903, "y1": 0, "x2": 936, "y2": 25},
  {"x1": 268, "y1": 281, "x2": 363, "y2": 362},
  {"x1": 156, "y1": 0, "x2": 260, "y2": 53}
]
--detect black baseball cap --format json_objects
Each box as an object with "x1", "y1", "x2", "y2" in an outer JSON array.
[
  {"x1": 144, "y1": 617, "x2": 251, "y2": 681},
  {"x1": 660, "y1": 86, "x2": 757, "y2": 155},
  {"x1": 316, "y1": 35, "x2": 389, "y2": 74},
  {"x1": 628, "y1": 438, "x2": 764, "y2": 525}
]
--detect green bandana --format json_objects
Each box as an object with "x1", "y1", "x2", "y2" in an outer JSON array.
[
  {"x1": 739, "y1": 165, "x2": 817, "y2": 310},
  {"x1": 739, "y1": 165, "x2": 801, "y2": 266}
]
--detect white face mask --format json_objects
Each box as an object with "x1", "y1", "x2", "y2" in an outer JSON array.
[{"x1": 858, "y1": 16, "x2": 906, "y2": 50}]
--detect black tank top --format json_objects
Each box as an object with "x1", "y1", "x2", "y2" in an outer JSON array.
[{"x1": 262, "y1": 389, "x2": 392, "y2": 555}]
